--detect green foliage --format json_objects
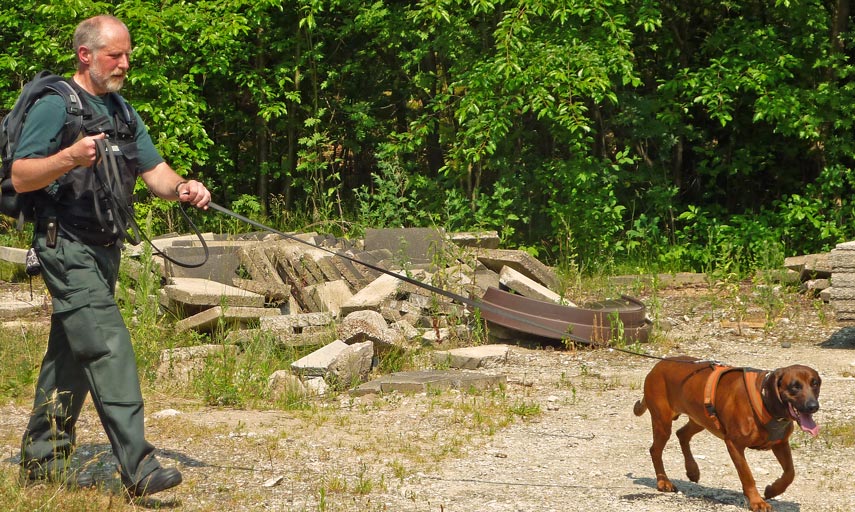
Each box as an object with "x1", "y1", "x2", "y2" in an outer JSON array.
[{"x1": 5, "y1": 0, "x2": 855, "y2": 274}]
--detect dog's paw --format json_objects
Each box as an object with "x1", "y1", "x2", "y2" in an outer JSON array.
[
  {"x1": 686, "y1": 466, "x2": 700, "y2": 482},
  {"x1": 749, "y1": 498, "x2": 773, "y2": 512},
  {"x1": 656, "y1": 478, "x2": 677, "y2": 493}
]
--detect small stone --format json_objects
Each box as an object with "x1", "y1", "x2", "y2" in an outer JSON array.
[
  {"x1": 151, "y1": 408, "x2": 182, "y2": 419},
  {"x1": 263, "y1": 475, "x2": 284, "y2": 487}
]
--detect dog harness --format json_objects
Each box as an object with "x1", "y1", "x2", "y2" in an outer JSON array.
[{"x1": 703, "y1": 364, "x2": 789, "y2": 441}]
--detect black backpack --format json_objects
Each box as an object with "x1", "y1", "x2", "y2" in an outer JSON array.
[{"x1": 0, "y1": 71, "x2": 91, "y2": 226}]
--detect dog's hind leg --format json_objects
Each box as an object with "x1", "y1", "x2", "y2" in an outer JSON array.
[
  {"x1": 764, "y1": 442, "x2": 795, "y2": 500},
  {"x1": 647, "y1": 410, "x2": 678, "y2": 492},
  {"x1": 676, "y1": 419, "x2": 705, "y2": 482}
]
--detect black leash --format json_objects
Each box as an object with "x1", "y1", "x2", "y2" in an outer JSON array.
[
  {"x1": 93, "y1": 140, "x2": 210, "y2": 268},
  {"x1": 206, "y1": 200, "x2": 664, "y2": 359}
]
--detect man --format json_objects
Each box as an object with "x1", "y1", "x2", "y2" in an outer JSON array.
[{"x1": 12, "y1": 15, "x2": 210, "y2": 497}]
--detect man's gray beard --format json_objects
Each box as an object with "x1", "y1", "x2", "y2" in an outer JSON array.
[{"x1": 89, "y1": 69, "x2": 125, "y2": 93}]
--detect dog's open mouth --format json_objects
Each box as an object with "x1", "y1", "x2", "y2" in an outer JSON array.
[{"x1": 789, "y1": 403, "x2": 819, "y2": 436}]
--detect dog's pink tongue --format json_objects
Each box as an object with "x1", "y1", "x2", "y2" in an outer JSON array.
[{"x1": 798, "y1": 413, "x2": 819, "y2": 437}]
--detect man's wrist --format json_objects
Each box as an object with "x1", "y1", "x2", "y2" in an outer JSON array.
[{"x1": 174, "y1": 180, "x2": 188, "y2": 198}]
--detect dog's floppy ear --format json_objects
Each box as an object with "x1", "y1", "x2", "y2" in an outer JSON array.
[{"x1": 771, "y1": 368, "x2": 785, "y2": 403}]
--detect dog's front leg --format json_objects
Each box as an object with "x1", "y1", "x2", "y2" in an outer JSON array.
[
  {"x1": 764, "y1": 442, "x2": 795, "y2": 500},
  {"x1": 725, "y1": 439, "x2": 771, "y2": 512},
  {"x1": 676, "y1": 419, "x2": 705, "y2": 482}
]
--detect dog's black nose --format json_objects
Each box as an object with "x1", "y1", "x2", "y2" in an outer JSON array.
[{"x1": 804, "y1": 399, "x2": 819, "y2": 414}]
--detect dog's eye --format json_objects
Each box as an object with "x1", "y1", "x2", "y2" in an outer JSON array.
[{"x1": 789, "y1": 382, "x2": 802, "y2": 392}]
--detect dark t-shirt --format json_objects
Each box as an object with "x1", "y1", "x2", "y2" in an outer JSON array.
[{"x1": 14, "y1": 87, "x2": 164, "y2": 173}]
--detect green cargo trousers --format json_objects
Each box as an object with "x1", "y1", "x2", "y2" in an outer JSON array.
[{"x1": 20, "y1": 230, "x2": 161, "y2": 486}]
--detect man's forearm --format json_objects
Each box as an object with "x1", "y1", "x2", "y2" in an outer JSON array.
[{"x1": 10, "y1": 150, "x2": 77, "y2": 192}]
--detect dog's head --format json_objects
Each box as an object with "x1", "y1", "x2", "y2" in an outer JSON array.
[{"x1": 771, "y1": 365, "x2": 821, "y2": 436}]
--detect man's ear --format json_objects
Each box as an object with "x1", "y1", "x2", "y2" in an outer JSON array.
[{"x1": 78, "y1": 46, "x2": 93, "y2": 66}]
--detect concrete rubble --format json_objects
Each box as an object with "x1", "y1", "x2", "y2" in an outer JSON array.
[
  {"x1": 3, "y1": 227, "x2": 841, "y2": 394},
  {"x1": 828, "y1": 243, "x2": 855, "y2": 320},
  {"x1": 143, "y1": 227, "x2": 527, "y2": 394}
]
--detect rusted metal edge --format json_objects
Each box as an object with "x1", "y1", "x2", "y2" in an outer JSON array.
[
  {"x1": 482, "y1": 287, "x2": 648, "y2": 326},
  {"x1": 478, "y1": 287, "x2": 651, "y2": 343}
]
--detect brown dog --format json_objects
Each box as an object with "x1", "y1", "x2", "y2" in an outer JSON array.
[{"x1": 633, "y1": 356, "x2": 821, "y2": 511}]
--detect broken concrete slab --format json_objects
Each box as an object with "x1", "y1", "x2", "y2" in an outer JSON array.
[
  {"x1": 328, "y1": 340, "x2": 374, "y2": 389},
  {"x1": 350, "y1": 370, "x2": 506, "y2": 396},
  {"x1": 340, "y1": 272, "x2": 407, "y2": 315},
  {"x1": 364, "y1": 227, "x2": 447, "y2": 265},
  {"x1": 476, "y1": 249, "x2": 559, "y2": 291},
  {"x1": 224, "y1": 328, "x2": 329, "y2": 347},
  {"x1": 239, "y1": 244, "x2": 285, "y2": 285},
  {"x1": 161, "y1": 277, "x2": 265, "y2": 308},
  {"x1": 420, "y1": 325, "x2": 470, "y2": 345},
  {"x1": 0, "y1": 293, "x2": 44, "y2": 319},
  {"x1": 432, "y1": 344, "x2": 510, "y2": 369},
  {"x1": 0, "y1": 246, "x2": 27, "y2": 265},
  {"x1": 267, "y1": 370, "x2": 309, "y2": 400},
  {"x1": 305, "y1": 279, "x2": 353, "y2": 317},
  {"x1": 163, "y1": 244, "x2": 243, "y2": 284},
  {"x1": 499, "y1": 266, "x2": 574, "y2": 306},
  {"x1": 338, "y1": 309, "x2": 406, "y2": 350},
  {"x1": 447, "y1": 231, "x2": 500, "y2": 249},
  {"x1": 125, "y1": 232, "x2": 218, "y2": 257},
  {"x1": 291, "y1": 339, "x2": 349, "y2": 377},
  {"x1": 174, "y1": 306, "x2": 282, "y2": 333},
  {"x1": 261, "y1": 312, "x2": 335, "y2": 333},
  {"x1": 784, "y1": 252, "x2": 831, "y2": 279},
  {"x1": 231, "y1": 278, "x2": 291, "y2": 303}
]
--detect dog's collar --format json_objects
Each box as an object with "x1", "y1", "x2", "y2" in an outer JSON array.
[
  {"x1": 759, "y1": 371, "x2": 785, "y2": 420},
  {"x1": 756, "y1": 370, "x2": 793, "y2": 442}
]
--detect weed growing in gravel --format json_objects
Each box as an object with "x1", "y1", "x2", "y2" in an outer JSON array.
[
  {"x1": 0, "y1": 322, "x2": 47, "y2": 403},
  {"x1": 819, "y1": 419, "x2": 855, "y2": 449}
]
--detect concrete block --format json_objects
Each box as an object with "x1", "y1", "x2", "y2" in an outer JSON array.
[
  {"x1": 349, "y1": 370, "x2": 506, "y2": 396},
  {"x1": 784, "y1": 253, "x2": 831, "y2": 279},
  {"x1": 830, "y1": 249, "x2": 855, "y2": 269},
  {"x1": 174, "y1": 306, "x2": 281, "y2": 333},
  {"x1": 162, "y1": 277, "x2": 265, "y2": 307},
  {"x1": 231, "y1": 278, "x2": 291, "y2": 302},
  {"x1": 340, "y1": 272, "x2": 405, "y2": 315},
  {"x1": 0, "y1": 246, "x2": 27, "y2": 265},
  {"x1": 448, "y1": 231, "x2": 500, "y2": 249},
  {"x1": 432, "y1": 344, "x2": 510, "y2": 369},
  {"x1": 239, "y1": 244, "x2": 285, "y2": 285},
  {"x1": 260, "y1": 312, "x2": 334, "y2": 333},
  {"x1": 476, "y1": 249, "x2": 559, "y2": 291},
  {"x1": 163, "y1": 244, "x2": 243, "y2": 284},
  {"x1": 157, "y1": 343, "x2": 239, "y2": 383},
  {"x1": 364, "y1": 227, "x2": 447, "y2": 265},
  {"x1": 291, "y1": 339, "x2": 349, "y2": 377},
  {"x1": 328, "y1": 340, "x2": 374, "y2": 389},
  {"x1": 499, "y1": 266, "x2": 574, "y2": 305},
  {"x1": 305, "y1": 280, "x2": 353, "y2": 318}
]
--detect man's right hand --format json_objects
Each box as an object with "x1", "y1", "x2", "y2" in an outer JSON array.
[
  {"x1": 10, "y1": 132, "x2": 108, "y2": 193},
  {"x1": 66, "y1": 132, "x2": 107, "y2": 168}
]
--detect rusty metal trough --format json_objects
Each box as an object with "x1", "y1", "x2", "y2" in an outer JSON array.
[{"x1": 477, "y1": 287, "x2": 651, "y2": 344}]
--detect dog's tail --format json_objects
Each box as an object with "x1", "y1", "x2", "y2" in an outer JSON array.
[{"x1": 633, "y1": 398, "x2": 647, "y2": 416}]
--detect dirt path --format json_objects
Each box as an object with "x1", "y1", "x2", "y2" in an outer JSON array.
[{"x1": 2, "y1": 286, "x2": 855, "y2": 511}]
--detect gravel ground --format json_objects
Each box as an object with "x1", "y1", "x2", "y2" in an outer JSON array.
[{"x1": 2, "y1": 284, "x2": 854, "y2": 511}]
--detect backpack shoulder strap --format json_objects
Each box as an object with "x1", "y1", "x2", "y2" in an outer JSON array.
[
  {"x1": 108, "y1": 92, "x2": 137, "y2": 135},
  {"x1": 44, "y1": 79, "x2": 87, "y2": 148}
]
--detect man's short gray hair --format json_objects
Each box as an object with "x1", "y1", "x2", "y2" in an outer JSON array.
[{"x1": 73, "y1": 15, "x2": 128, "y2": 52}]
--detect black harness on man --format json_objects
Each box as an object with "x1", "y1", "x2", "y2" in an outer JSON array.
[{"x1": 34, "y1": 77, "x2": 140, "y2": 247}]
